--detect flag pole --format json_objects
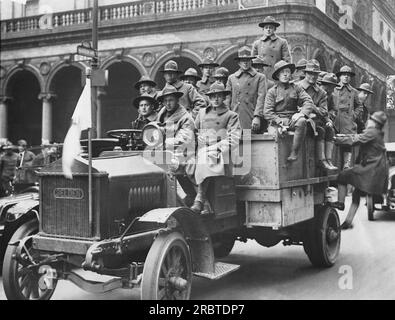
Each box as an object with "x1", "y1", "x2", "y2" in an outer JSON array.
[{"x1": 89, "y1": 0, "x2": 99, "y2": 230}]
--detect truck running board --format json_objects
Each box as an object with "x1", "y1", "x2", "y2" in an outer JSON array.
[{"x1": 193, "y1": 262, "x2": 240, "y2": 280}]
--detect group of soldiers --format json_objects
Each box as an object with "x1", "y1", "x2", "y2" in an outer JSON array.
[{"x1": 129, "y1": 15, "x2": 388, "y2": 221}]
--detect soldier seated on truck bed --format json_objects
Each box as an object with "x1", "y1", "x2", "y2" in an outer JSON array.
[{"x1": 264, "y1": 60, "x2": 314, "y2": 162}]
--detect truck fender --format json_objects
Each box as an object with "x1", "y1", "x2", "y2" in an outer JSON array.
[
  {"x1": 5, "y1": 199, "x2": 39, "y2": 223},
  {"x1": 139, "y1": 207, "x2": 215, "y2": 275}
]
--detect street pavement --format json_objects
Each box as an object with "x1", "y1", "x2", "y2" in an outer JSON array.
[{"x1": 1, "y1": 197, "x2": 395, "y2": 300}]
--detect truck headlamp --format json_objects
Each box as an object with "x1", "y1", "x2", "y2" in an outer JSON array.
[{"x1": 142, "y1": 123, "x2": 164, "y2": 148}]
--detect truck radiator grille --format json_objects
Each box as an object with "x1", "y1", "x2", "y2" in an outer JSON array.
[{"x1": 41, "y1": 176, "x2": 93, "y2": 238}]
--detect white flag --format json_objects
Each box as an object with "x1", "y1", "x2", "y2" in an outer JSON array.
[{"x1": 62, "y1": 78, "x2": 92, "y2": 179}]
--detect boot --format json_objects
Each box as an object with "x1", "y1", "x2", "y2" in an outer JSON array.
[
  {"x1": 190, "y1": 180, "x2": 209, "y2": 214},
  {"x1": 343, "y1": 151, "x2": 352, "y2": 170},
  {"x1": 325, "y1": 141, "x2": 338, "y2": 171},
  {"x1": 317, "y1": 140, "x2": 332, "y2": 171},
  {"x1": 287, "y1": 129, "x2": 305, "y2": 162}
]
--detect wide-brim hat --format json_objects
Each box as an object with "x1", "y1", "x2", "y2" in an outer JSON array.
[
  {"x1": 320, "y1": 73, "x2": 340, "y2": 87},
  {"x1": 180, "y1": 68, "x2": 201, "y2": 81},
  {"x1": 198, "y1": 58, "x2": 219, "y2": 68},
  {"x1": 157, "y1": 85, "x2": 184, "y2": 101},
  {"x1": 235, "y1": 46, "x2": 256, "y2": 60},
  {"x1": 252, "y1": 57, "x2": 270, "y2": 67},
  {"x1": 304, "y1": 60, "x2": 321, "y2": 74},
  {"x1": 160, "y1": 60, "x2": 183, "y2": 73},
  {"x1": 336, "y1": 65, "x2": 355, "y2": 78},
  {"x1": 213, "y1": 67, "x2": 230, "y2": 79},
  {"x1": 357, "y1": 83, "x2": 373, "y2": 94},
  {"x1": 272, "y1": 60, "x2": 296, "y2": 81},
  {"x1": 134, "y1": 75, "x2": 157, "y2": 90},
  {"x1": 370, "y1": 111, "x2": 387, "y2": 126},
  {"x1": 295, "y1": 59, "x2": 308, "y2": 70},
  {"x1": 133, "y1": 94, "x2": 159, "y2": 109},
  {"x1": 259, "y1": 16, "x2": 281, "y2": 28},
  {"x1": 205, "y1": 82, "x2": 231, "y2": 96}
]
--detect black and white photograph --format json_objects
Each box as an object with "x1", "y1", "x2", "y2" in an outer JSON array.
[{"x1": 0, "y1": 0, "x2": 395, "y2": 305}]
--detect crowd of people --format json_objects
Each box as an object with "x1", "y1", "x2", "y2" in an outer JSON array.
[
  {"x1": 0, "y1": 139, "x2": 58, "y2": 197},
  {"x1": 129, "y1": 16, "x2": 389, "y2": 227}
]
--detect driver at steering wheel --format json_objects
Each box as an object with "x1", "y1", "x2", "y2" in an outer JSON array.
[
  {"x1": 156, "y1": 84, "x2": 197, "y2": 207},
  {"x1": 131, "y1": 94, "x2": 159, "y2": 130}
]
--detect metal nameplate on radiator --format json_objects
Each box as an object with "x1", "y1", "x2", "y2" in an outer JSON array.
[{"x1": 53, "y1": 188, "x2": 84, "y2": 200}]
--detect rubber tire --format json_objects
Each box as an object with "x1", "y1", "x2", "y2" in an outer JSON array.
[
  {"x1": 366, "y1": 195, "x2": 375, "y2": 221},
  {"x1": 2, "y1": 220, "x2": 57, "y2": 300},
  {"x1": 303, "y1": 206, "x2": 341, "y2": 268},
  {"x1": 141, "y1": 232, "x2": 192, "y2": 300},
  {"x1": 212, "y1": 234, "x2": 236, "y2": 258}
]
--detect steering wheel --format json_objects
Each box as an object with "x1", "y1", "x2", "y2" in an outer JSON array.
[{"x1": 106, "y1": 129, "x2": 144, "y2": 150}]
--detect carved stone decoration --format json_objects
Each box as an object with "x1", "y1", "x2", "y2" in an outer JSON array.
[
  {"x1": 172, "y1": 43, "x2": 182, "y2": 57},
  {"x1": 0, "y1": 66, "x2": 6, "y2": 79},
  {"x1": 39, "y1": 62, "x2": 51, "y2": 75},
  {"x1": 142, "y1": 52, "x2": 155, "y2": 68},
  {"x1": 203, "y1": 46, "x2": 217, "y2": 60},
  {"x1": 16, "y1": 59, "x2": 25, "y2": 67}
]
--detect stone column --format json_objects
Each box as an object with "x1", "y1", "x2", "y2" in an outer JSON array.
[
  {"x1": 38, "y1": 93, "x2": 56, "y2": 144},
  {"x1": 97, "y1": 88, "x2": 106, "y2": 138},
  {"x1": 0, "y1": 96, "x2": 11, "y2": 141}
]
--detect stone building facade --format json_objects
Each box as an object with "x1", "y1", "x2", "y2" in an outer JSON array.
[{"x1": 0, "y1": 0, "x2": 394, "y2": 145}]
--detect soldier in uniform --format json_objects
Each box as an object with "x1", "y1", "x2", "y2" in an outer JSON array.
[
  {"x1": 297, "y1": 60, "x2": 337, "y2": 171},
  {"x1": 0, "y1": 145, "x2": 18, "y2": 197},
  {"x1": 134, "y1": 75, "x2": 158, "y2": 99},
  {"x1": 16, "y1": 139, "x2": 36, "y2": 186},
  {"x1": 252, "y1": 56, "x2": 275, "y2": 90},
  {"x1": 160, "y1": 60, "x2": 206, "y2": 118},
  {"x1": 156, "y1": 85, "x2": 197, "y2": 206},
  {"x1": 197, "y1": 58, "x2": 219, "y2": 95},
  {"x1": 191, "y1": 82, "x2": 241, "y2": 214},
  {"x1": 226, "y1": 46, "x2": 267, "y2": 132},
  {"x1": 294, "y1": 58, "x2": 307, "y2": 82},
  {"x1": 332, "y1": 111, "x2": 388, "y2": 230},
  {"x1": 264, "y1": 60, "x2": 314, "y2": 162},
  {"x1": 319, "y1": 73, "x2": 341, "y2": 127},
  {"x1": 180, "y1": 68, "x2": 201, "y2": 89},
  {"x1": 252, "y1": 16, "x2": 291, "y2": 78},
  {"x1": 333, "y1": 65, "x2": 363, "y2": 169},
  {"x1": 356, "y1": 83, "x2": 374, "y2": 133},
  {"x1": 213, "y1": 67, "x2": 230, "y2": 87},
  {"x1": 131, "y1": 94, "x2": 159, "y2": 130}
]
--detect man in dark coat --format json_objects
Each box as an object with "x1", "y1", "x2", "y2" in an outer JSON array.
[
  {"x1": 196, "y1": 58, "x2": 219, "y2": 95},
  {"x1": 252, "y1": 16, "x2": 291, "y2": 79},
  {"x1": 160, "y1": 60, "x2": 206, "y2": 119},
  {"x1": 356, "y1": 83, "x2": 374, "y2": 133},
  {"x1": 332, "y1": 111, "x2": 388, "y2": 229},
  {"x1": 191, "y1": 82, "x2": 241, "y2": 214},
  {"x1": 333, "y1": 65, "x2": 363, "y2": 169},
  {"x1": 131, "y1": 94, "x2": 159, "y2": 130},
  {"x1": 297, "y1": 60, "x2": 337, "y2": 171},
  {"x1": 264, "y1": 60, "x2": 314, "y2": 161},
  {"x1": 180, "y1": 68, "x2": 201, "y2": 89},
  {"x1": 134, "y1": 75, "x2": 158, "y2": 99},
  {"x1": 252, "y1": 56, "x2": 275, "y2": 90},
  {"x1": 0, "y1": 145, "x2": 18, "y2": 196},
  {"x1": 226, "y1": 46, "x2": 267, "y2": 132},
  {"x1": 213, "y1": 67, "x2": 229, "y2": 87},
  {"x1": 293, "y1": 58, "x2": 307, "y2": 82}
]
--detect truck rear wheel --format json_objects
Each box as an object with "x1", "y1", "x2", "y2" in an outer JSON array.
[
  {"x1": 303, "y1": 206, "x2": 341, "y2": 268},
  {"x1": 366, "y1": 195, "x2": 375, "y2": 221},
  {"x1": 141, "y1": 232, "x2": 192, "y2": 300},
  {"x1": 2, "y1": 220, "x2": 57, "y2": 300}
]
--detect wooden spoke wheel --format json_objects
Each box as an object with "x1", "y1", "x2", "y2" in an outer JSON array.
[
  {"x1": 303, "y1": 206, "x2": 341, "y2": 268},
  {"x1": 141, "y1": 232, "x2": 192, "y2": 300},
  {"x1": 2, "y1": 220, "x2": 57, "y2": 300},
  {"x1": 366, "y1": 195, "x2": 375, "y2": 221}
]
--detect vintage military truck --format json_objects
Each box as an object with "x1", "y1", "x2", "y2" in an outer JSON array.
[{"x1": 2, "y1": 127, "x2": 341, "y2": 300}]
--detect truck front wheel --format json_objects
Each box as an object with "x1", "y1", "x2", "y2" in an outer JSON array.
[{"x1": 2, "y1": 220, "x2": 57, "y2": 300}]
